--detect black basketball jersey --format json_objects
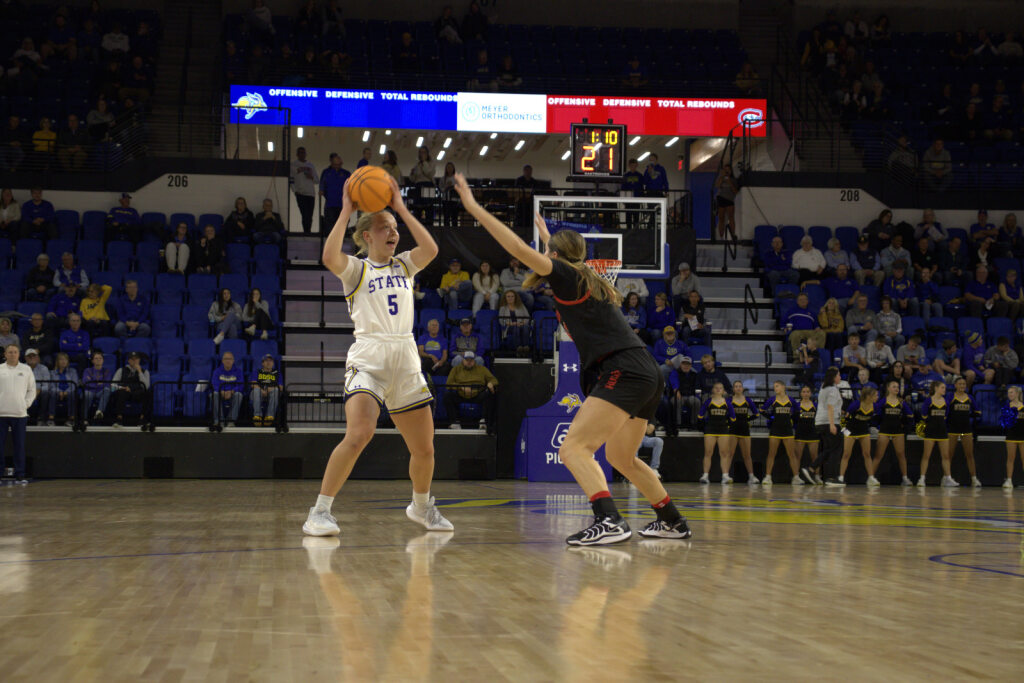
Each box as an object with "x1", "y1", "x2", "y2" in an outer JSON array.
[
  {"x1": 875, "y1": 398, "x2": 912, "y2": 435},
  {"x1": 946, "y1": 394, "x2": 978, "y2": 434},
  {"x1": 546, "y1": 258, "x2": 645, "y2": 371}
]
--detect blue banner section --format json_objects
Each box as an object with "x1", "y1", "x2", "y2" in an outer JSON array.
[{"x1": 229, "y1": 85, "x2": 458, "y2": 129}]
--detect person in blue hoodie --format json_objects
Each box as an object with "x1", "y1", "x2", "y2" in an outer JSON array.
[
  {"x1": 45, "y1": 282, "x2": 82, "y2": 330},
  {"x1": 58, "y1": 312, "x2": 90, "y2": 370},
  {"x1": 882, "y1": 260, "x2": 920, "y2": 317},
  {"x1": 652, "y1": 325, "x2": 688, "y2": 381},
  {"x1": 46, "y1": 351, "x2": 79, "y2": 426},
  {"x1": 621, "y1": 292, "x2": 649, "y2": 343},
  {"x1": 915, "y1": 267, "x2": 942, "y2": 323},
  {"x1": 764, "y1": 236, "x2": 799, "y2": 291},
  {"x1": 211, "y1": 350, "x2": 245, "y2": 427},
  {"x1": 114, "y1": 279, "x2": 151, "y2": 338}
]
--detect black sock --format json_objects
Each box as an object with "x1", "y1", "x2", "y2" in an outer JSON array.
[
  {"x1": 591, "y1": 496, "x2": 620, "y2": 519},
  {"x1": 653, "y1": 499, "x2": 682, "y2": 524}
]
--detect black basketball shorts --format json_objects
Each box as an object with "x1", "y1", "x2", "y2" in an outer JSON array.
[{"x1": 584, "y1": 347, "x2": 664, "y2": 421}]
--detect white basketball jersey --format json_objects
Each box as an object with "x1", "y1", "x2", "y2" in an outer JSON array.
[{"x1": 337, "y1": 251, "x2": 421, "y2": 337}]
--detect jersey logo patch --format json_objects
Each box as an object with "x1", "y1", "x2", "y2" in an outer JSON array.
[{"x1": 558, "y1": 394, "x2": 582, "y2": 413}]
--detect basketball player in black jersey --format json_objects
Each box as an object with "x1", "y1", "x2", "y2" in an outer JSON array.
[{"x1": 454, "y1": 174, "x2": 691, "y2": 545}]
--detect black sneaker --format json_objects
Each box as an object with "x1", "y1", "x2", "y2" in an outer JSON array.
[
  {"x1": 638, "y1": 518, "x2": 693, "y2": 539},
  {"x1": 565, "y1": 515, "x2": 632, "y2": 546},
  {"x1": 800, "y1": 467, "x2": 817, "y2": 485},
  {"x1": 824, "y1": 477, "x2": 846, "y2": 488}
]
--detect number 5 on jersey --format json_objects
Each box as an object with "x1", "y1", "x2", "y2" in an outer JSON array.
[{"x1": 388, "y1": 294, "x2": 398, "y2": 315}]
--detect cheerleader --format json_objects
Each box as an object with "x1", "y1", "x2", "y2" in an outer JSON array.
[
  {"x1": 761, "y1": 380, "x2": 801, "y2": 486},
  {"x1": 1002, "y1": 386, "x2": 1024, "y2": 489},
  {"x1": 831, "y1": 387, "x2": 878, "y2": 487},
  {"x1": 723, "y1": 380, "x2": 759, "y2": 485},
  {"x1": 697, "y1": 382, "x2": 736, "y2": 484},
  {"x1": 872, "y1": 380, "x2": 914, "y2": 486},
  {"x1": 917, "y1": 381, "x2": 951, "y2": 487},
  {"x1": 947, "y1": 377, "x2": 982, "y2": 488},
  {"x1": 794, "y1": 386, "x2": 821, "y2": 485}
]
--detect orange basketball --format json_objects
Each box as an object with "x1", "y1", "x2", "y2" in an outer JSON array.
[{"x1": 348, "y1": 165, "x2": 393, "y2": 213}]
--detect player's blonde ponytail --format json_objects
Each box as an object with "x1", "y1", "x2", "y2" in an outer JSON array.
[{"x1": 524, "y1": 229, "x2": 621, "y2": 305}]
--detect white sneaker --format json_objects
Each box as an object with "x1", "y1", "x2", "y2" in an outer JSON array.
[
  {"x1": 971, "y1": 476, "x2": 982, "y2": 488},
  {"x1": 814, "y1": 473, "x2": 824, "y2": 485},
  {"x1": 866, "y1": 475, "x2": 880, "y2": 486},
  {"x1": 213, "y1": 332, "x2": 225, "y2": 345},
  {"x1": 762, "y1": 475, "x2": 773, "y2": 486},
  {"x1": 941, "y1": 475, "x2": 959, "y2": 488},
  {"x1": 1003, "y1": 478, "x2": 1014, "y2": 489},
  {"x1": 406, "y1": 497, "x2": 454, "y2": 531},
  {"x1": 302, "y1": 506, "x2": 340, "y2": 536},
  {"x1": 791, "y1": 476, "x2": 804, "y2": 486},
  {"x1": 652, "y1": 468, "x2": 662, "y2": 480},
  {"x1": 747, "y1": 475, "x2": 760, "y2": 485},
  {"x1": 901, "y1": 476, "x2": 913, "y2": 486},
  {"x1": 916, "y1": 476, "x2": 926, "y2": 487},
  {"x1": 721, "y1": 474, "x2": 733, "y2": 485},
  {"x1": 478, "y1": 419, "x2": 487, "y2": 430},
  {"x1": 245, "y1": 325, "x2": 257, "y2": 336},
  {"x1": 698, "y1": 473, "x2": 710, "y2": 485},
  {"x1": 449, "y1": 423, "x2": 461, "y2": 430}
]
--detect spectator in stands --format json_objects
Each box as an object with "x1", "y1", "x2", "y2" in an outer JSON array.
[
  {"x1": 499, "y1": 257, "x2": 534, "y2": 308},
  {"x1": 996, "y1": 213, "x2": 1023, "y2": 258},
  {"x1": 528, "y1": 279, "x2": 555, "y2": 311},
  {"x1": 851, "y1": 234, "x2": 884, "y2": 286},
  {"x1": 921, "y1": 139, "x2": 952, "y2": 191},
  {"x1": 678, "y1": 290, "x2": 709, "y2": 345},
  {"x1": 241, "y1": 289, "x2": 273, "y2": 341},
  {"x1": 841, "y1": 332, "x2": 868, "y2": 373},
  {"x1": 320, "y1": 0, "x2": 344, "y2": 37},
  {"x1": 82, "y1": 350, "x2": 113, "y2": 424},
  {"x1": 113, "y1": 279, "x2": 151, "y2": 339},
  {"x1": 643, "y1": 154, "x2": 668, "y2": 194},
  {"x1": 621, "y1": 292, "x2": 649, "y2": 343},
  {"x1": 764, "y1": 236, "x2": 799, "y2": 291},
  {"x1": 250, "y1": 354, "x2": 282, "y2": 427},
  {"x1": 972, "y1": 236, "x2": 996, "y2": 271},
  {"x1": 896, "y1": 335, "x2": 927, "y2": 380},
  {"x1": 209, "y1": 288, "x2": 242, "y2": 346},
  {"x1": 165, "y1": 222, "x2": 191, "y2": 274},
  {"x1": 622, "y1": 158, "x2": 644, "y2": 200},
  {"x1": 880, "y1": 235, "x2": 910, "y2": 277},
  {"x1": 444, "y1": 351, "x2": 497, "y2": 433},
  {"x1": 0, "y1": 188, "x2": 19, "y2": 240},
  {"x1": 934, "y1": 339, "x2": 961, "y2": 382},
  {"x1": 670, "y1": 262, "x2": 700, "y2": 309},
  {"x1": 622, "y1": 55, "x2": 648, "y2": 90},
  {"x1": 24, "y1": 254, "x2": 54, "y2": 302},
  {"x1": 957, "y1": 102, "x2": 985, "y2": 141},
  {"x1": 381, "y1": 150, "x2": 401, "y2": 183},
  {"x1": 998, "y1": 30, "x2": 1023, "y2": 60},
  {"x1": 393, "y1": 32, "x2": 418, "y2": 72},
  {"x1": 793, "y1": 235, "x2": 827, "y2": 284},
  {"x1": 471, "y1": 260, "x2": 500, "y2": 314},
  {"x1": 887, "y1": 135, "x2": 918, "y2": 176},
  {"x1": 435, "y1": 5, "x2": 462, "y2": 43},
  {"x1": 56, "y1": 114, "x2": 89, "y2": 170},
  {"x1": 356, "y1": 147, "x2": 372, "y2": 169},
  {"x1": 914, "y1": 209, "x2": 947, "y2": 250},
  {"x1": 30, "y1": 117, "x2": 56, "y2": 168},
  {"x1": 461, "y1": 1, "x2": 488, "y2": 41},
  {"x1": 290, "y1": 147, "x2": 318, "y2": 234},
  {"x1": 20, "y1": 314, "x2": 55, "y2": 365},
  {"x1": 867, "y1": 334, "x2": 895, "y2": 381},
  {"x1": 194, "y1": 225, "x2": 226, "y2": 274},
  {"x1": 439, "y1": 258, "x2": 472, "y2": 310},
  {"x1": 696, "y1": 354, "x2": 730, "y2": 396},
  {"x1": 46, "y1": 352, "x2": 78, "y2": 426},
  {"x1": 911, "y1": 362, "x2": 944, "y2": 396},
  {"x1": 824, "y1": 263, "x2": 859, "y2": 311},
  {"x1": 101, "y1": 21, "x2": 130, "y2": 57},
  {"x1": 885, "y1": 361, "x2": 908, "y2": 398},
  {"x1": 409, "y1": 146, "x2": 437, "y2": 221},
  {"x1": 937, "y1": 236, "x2": 969, "y2": 286},
  {"x1": 818, "y1": 296, "x2": 845, "y2": 349},
  {"x1": 841, "y1": 80, "x2": 868, "y2": 119},
  {"x1": 0, "y1": 116, "x2": 28, "y2": 172},
  {"x1": 984, "y1": 336, "x2": 1019, "y2": 387},
  {"x1": 653, "y1": 326, "x2": 688, "y2": 381},
  {"x1": 467, "y1": 49, "x2": 496, "y2": 91},
  {"x1": 109, "y1": 351, "x2": 151, "y2": 429},
  {"x1": 998, "y1": 268, "x2": 1024, "y2": 319},
  {"x1": 648, "y1": 291, "x2": 675, "y2": 336},
  {"x1": 120, "y1": 55, "x2": 153, "y2": 103},
  {"x1": 823, "y1": 238, "x2": 851, "y2": 276},
  {"x1": 224, "y1": 197, "x2": 255, "y2": 243},
  {"x1": 964, "y1": 264, "x2": 1006, "y2": 317},
  {"x1": 875, "y1": 296, "x2": 905, "y2": 349},
  {"x1": 915, "y1": 268, "x2": 942, "y2": 322},
  {"x1": 79, "y1": 283, "x2": 113, "y2": 339},
  {"x1": 984, "y1": 98, "x2": 1014, "y2": 141},
  {"x1": 59, "y1": 313, "x2": 90, "y2": 370},
  {"x1": 0, "y1": 318, "x2": 17, "y2": 350},
  {"x1": 497, "y1": 290, "x2": 530, "y2": 357},
  {"x1": 962, "y1": 332, "x2": 993, "y2": 388},
  {"x1": 616, "y1": 277, "x2": 648, "y2": 304},
  {"x1": 319, "y1": 154, "x2": 350, "y2": 233},
  {"x1": 910, "y1": 236, "x2": 939, "y2": 283},
  {"x1": 211, "y1": 351, "x2": 244, "y2": 428},
  {"x1": 785, "y1": 293, "x2": 824, "y2": 358},
  {"x1": 105, "y1": 193, "x2": 140, "y2": 243},
  {"x1": 54, "y1": 252, "x2": 89, "y2": 289},
  {"x1": 864, "y1": 209, "x2": 894, "y2": 252},
  {"x1": 450, "y1": 317, "x2": 484, "y2": 358},
  {"x1": 23, "y1": 348, "x2": 49, "y2": 425},
  {"x1": 668, "y1": 356, "x2": 699, "y2": 430},
  {"x1": 86, "y1": 98, "x2": 115, "y2": 142},
  {"x1": 417, "y1": 318, "x2": 449, "y2": 376},
  {"x1": 883, "y1": 260, "x2": 919, "y2": 317},
  {"x1": 734, "y1": 62, "x2": 760, "y2": 96},
  {"x1": 46, "y1": 282, "x2": 82, "y2": 330},
  {"x1": 844, "y1": 294, "x2": 878, "y2": 342},
  {"x1": 252, "y1": 199, "x2": 284, "y2": 244},
  {"x1": 795, "y1": 336, "x2": 822, "y2": 386},
  {"x1": 20, "y1": 187, "x2": 56, "y2": 240},
  {"x1": 497, "y1": 55, "x2": 522, "y2": 91}
]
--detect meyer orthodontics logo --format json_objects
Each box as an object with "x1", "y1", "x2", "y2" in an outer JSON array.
[
  {"x1": 233, "y1": 91, "x2": 268, "y2": 120},
  {"x1": 738, "y1": 107, "x2": 765, "y2": 128}
]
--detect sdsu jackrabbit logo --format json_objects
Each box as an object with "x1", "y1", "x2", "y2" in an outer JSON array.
[
  {"x1": 233, "y1": 91, "x2": 267, "y2": 120},
  {"x1": 557, "y1": 393, "x2": 582, "y2": 414}
]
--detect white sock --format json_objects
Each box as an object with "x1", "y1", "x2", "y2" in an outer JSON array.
[
  {"x1": 315, "y1": 494, "x2": 334, "y2": 512},
  {"x1": 412, "y1": 491, "x2": 430, "y2": 507},
  {"x1": 838, "y1": 476, "x2": 844, "y2": 482},
  {"x1": 702, "y1": 472, "x2": 709, "y2": 477}
]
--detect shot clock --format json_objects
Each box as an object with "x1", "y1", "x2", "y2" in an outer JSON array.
[{"x1": 569, "y1": 123, "x2": 626, "y2": 181}]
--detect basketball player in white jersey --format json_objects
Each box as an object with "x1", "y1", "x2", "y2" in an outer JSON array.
[{"x1": 303, "y1": 177, "x2": 454, "y2": 536}]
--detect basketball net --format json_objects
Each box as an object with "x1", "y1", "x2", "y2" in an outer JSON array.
[{"x1": 586, "y1": 259, "x2": 622, "y2": 286}]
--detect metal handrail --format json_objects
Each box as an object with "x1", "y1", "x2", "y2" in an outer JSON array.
[
  {"x1": 722, "y1": 236, "x2": 737, "y2": 273},
  {"x1": 763, "y1": 343, "x2": 773, "y2": 401},
  {"x1": 743, "y1": 284, "x2": 759, "y2": 336}
]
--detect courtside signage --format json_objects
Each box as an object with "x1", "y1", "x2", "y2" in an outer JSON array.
[{"x1": 229, "y1": 85, "x2": 766, "y2": 137}]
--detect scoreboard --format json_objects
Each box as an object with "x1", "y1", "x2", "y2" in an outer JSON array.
[{"x1": 568, "y1": 123, "x2": 626, "y2": 181}]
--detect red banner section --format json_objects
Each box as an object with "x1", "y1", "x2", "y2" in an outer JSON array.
[{"x1": 545, "y1": 96, "x2": 767, "y2": 138}]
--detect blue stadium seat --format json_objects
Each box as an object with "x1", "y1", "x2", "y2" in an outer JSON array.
[
  {"x1": 252, "y1": 245, "x2": 280, "y2": 275},
  {"x1": 151, "y1": 304, "x2": 180, "y2": 338},
  {"x1": 219, "y1": 339, "x2": 248, "y2": 369},
  {"x1": 142, "y1": 212, "x2": 167, "y2": 232},
  {"x1": 135, "y1": 242, "x2": 161, "y2": 274},
  {"x1": 82, "y1": 211, "x2": 106, "y2": 241},
  {"x1": 475, "y1": 309, "x2": 498, "y2": 348},
  {"x1": 156, "y1": 272, "x2": 186, "y2": 303},
  {"x1": 780, "y1": 225, "x2": 805, "y2": 252},
  {"x1": 55, "y1": 210, "x2": 79, "y2": 240},
  {"x1": 532, "y1": 311, "x2": 558, "y2": 355},
  {"x1": 808, "y1": 226, "x2": 831, "y2": 252},
  {"x1": 76, "y1": 240, "x2": 104, "y2": 273},
  {"x1": 901, "y1": 316, "x2": 926, "y2": 338},
  {"x1": 170, "y1": 213, "x2": 196, "y2": 233},
  {"x1": 181, "y1": 373, "x2": 210, "y2": 418},
  {"x1": 973, "y1": 385, "x2": 1000, "y2": 428},
  {"x1": 225, "y1": 243, "x2": 250, "y2": 274},
  {"x1": 753, "y1": 225, "x2": 777, "y2": 254},
  {"x1": 188, "y1": 338, "x2": 216, "y2": 359},
  {"x1": 956, "y1": 317, "x2": 984, "y2": 342},
  {"x1": 92, "y1": 271, "x2": 122, "y2": 290},
  {"x1": 150, "y1": 373, "x2": 179, "y2": 417},
  {"x1": 418, "y1": 308, "x2": 447, "y2": 333},
  {"x1": 0, "y1": 237, "x2": 12, "y2": 265},
  {"x1": 803, "y1": 284, "x2": 825, "y2": 310},
  {"x1": 123, "y1": 337, "x2": 153, "y2": 361},
  {"x1": 17, "y1": 301, "x2": 46, "y2": 318},
  {"x1": 14, "y1": 239, "x2": 43, "y2": 270},
  {"x1": 155, "y1": 356, "x2": 183, "y2": 377},
  {"x1": 858, "y1": 284, "x2": 880, "y2": 310},
  {"x1": 927, "y1": 316, "x2": 956, "y2": 345},
  {"x1": 155, "y1": 338, "x2": 185, "y2": 358},
  {"x1": 91, "y1": 336, "x2": 120, "y2": 357},
  {"x1": 835, "y1": 226, "x2": 859, "y2": 253},
  {"x1": 251, "y1": 339, "x2": 278, "y2": 361},
  {"x1": 188, "y1": 356, "x2": 214, "y2": 379},
  {"x1": 182, "y1": 304, "x2": 210, "y2": 338},
  {"x1": 1, "y1": 267, "x2": 24, "y2": 292},
  {"x1": 251, "y1": 274, "x2": 281, "y2": 297},
  {"x1": 986, "y1": 317, "x2": 1013, "y2": 344},
  {"x1": 219, "y1": 273, "x2": 248, "y2": 297},
  {"x1": 947, "y1": 228, "x2": 969, "y2": 245},
  {"x1": 106, "y1": 240, "x2": 134, "y2": 272},
  {"x1": 198, "y1": 214, "x2": 224, "y2": 234},
  {"x1": 46, "y1": 239, "x2": 74, "y2": 260},
  {"x1": 688, "y1": 345, "x2": 714, "y2": 361},
  {"x1": 130, "y1": 273, "x2": 155, "y2": 296}
]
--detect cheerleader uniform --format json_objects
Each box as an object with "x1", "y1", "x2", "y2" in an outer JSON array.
[
  {"x1": 699, "y1": 398, "x2": 736, "y2": 436},
  {"x1": 845, "y1": 400, "x2": 874, "y2": 437},
  {"x1": 875, "y1": 398, "x2": 912, "y2": 437},
  {"x1": 946, "y1": 394, "x2": 979, "y2": 438},
  {"x1": 1004, "y1": 404, "x2": 1024, "y2": 443},
  {"x1": 795, "y1": 401, "x2": 818, "y2": 443},
  {"x1": 762, "y1": 396, "x2": 796, "y2": 438},
  {"x1": 920, "y1": 398, "x2": 949, "y2": 441},
  {"x1": 729, "y1": 397, "x2": 759, "y2": 439}
]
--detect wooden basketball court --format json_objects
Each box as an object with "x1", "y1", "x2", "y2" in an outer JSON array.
[{"x1": 1, "y1": 480, "x2": 1021, "y2": 680}]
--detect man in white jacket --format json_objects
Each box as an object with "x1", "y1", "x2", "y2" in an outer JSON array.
[{"x1": 0, "y1": 343, "x2": 36, "y2": 484}]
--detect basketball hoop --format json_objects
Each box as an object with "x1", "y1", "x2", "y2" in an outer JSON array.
[{"x1": 586, "y1": 259, "x2": 622, "y2": 286}]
